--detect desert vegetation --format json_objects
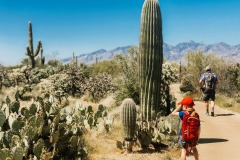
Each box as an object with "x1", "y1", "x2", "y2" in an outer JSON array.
[
  {"x1": 180, "y1": 50, "x2": 240, "y2": 112},
  {"x1": 0, "y1": 0, "x2": 239, "y2": 160}
]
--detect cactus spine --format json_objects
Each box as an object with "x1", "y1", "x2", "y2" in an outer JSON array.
[
  {"x1": 139, "y1": 0, "x2": 163, "y2": 121},
  {"x1": 121, "y1": 98, "x2": 136, "y2": 153},
  {"x1": 26, "y1": 21, "x2": 42, "y2": 68}
]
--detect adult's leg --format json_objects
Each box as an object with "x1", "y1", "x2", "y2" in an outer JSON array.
[
  {"x1": 210, "y1": 90, "x2": 215, "y2": 116},
  {"x1": 205, "y1": 101, "x2": 209, "y2": 115},
  {"x1": 203, "y1": 93, "x2": 210, "y2": 115},
  {"x1": 210, "y1": 100, "x2": 215, "y2": 116},
  {"x1": 192, "y1": 147, "x2": 199, "y2": 160}
]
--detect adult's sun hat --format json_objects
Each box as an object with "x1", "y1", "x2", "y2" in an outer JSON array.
[{"x1": 177, "y1": 97, "x2": 195, "y2": 107}]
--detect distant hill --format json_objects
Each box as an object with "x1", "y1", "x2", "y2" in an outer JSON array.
[
  {"x1": 62, "y1": 46, "x2": 131, "y2": 64},
  {"x1": 62, "y1": 41, "x2": 240, "y2": 64}
]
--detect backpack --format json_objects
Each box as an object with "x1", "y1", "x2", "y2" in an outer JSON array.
[
  {"x1": 203, "y1": 72, "x2": 215, "y2": 89},
  {"x1": 181, "y1": 111, "x2": 200, "y2": 153}
]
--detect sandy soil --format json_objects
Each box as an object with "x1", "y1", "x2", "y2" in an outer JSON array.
[{"x1": 171, "y1": 83, "x2": 240, "y2": 160}]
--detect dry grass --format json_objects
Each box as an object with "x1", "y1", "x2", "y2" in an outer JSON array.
[
  {"x1": 215, "y1": 94, "x2": 240, "y2": 113},
  {"x1": 85, "y1": 116, "x2": 124, "y2": 160},
  {"x1": 85, "y1": 112, "x2": 180, "y2": 160}
]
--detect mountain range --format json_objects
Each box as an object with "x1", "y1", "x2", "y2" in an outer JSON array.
[{"x1": 62, "y1": 41, "x2": 240, "y2": 64}]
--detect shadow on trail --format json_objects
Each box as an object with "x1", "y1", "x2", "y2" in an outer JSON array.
[
  {"x1": 215, "y1": 113, "x2": 234, "y2": 116},
  {"x1": 135, "y1": 143, "x2": 168, "y2": 154},
  {"x1": 199, "y1": 138, "x2": 228, "y2": 144}
]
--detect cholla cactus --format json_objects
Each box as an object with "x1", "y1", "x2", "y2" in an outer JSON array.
[
  {"x1": 160, "y1": 62, "x2": 178, "y2": 115},
  {"x1": 85, "y1": 73, "x2": 114, "y2": 102},
  {"x1": 139, "y1": 0, "x2": 163, "y2": 121},
  {"x1": 121, "y1": 98, "x2": 137, "y2": 153}
]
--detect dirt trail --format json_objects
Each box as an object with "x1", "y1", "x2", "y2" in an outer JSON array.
[{"x1": 171, "y1": 83, "x2": 240, "y2": 160}]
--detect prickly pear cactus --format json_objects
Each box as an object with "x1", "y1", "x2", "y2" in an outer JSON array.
[
  {"x1": 0, "y1": 96, "x2": 3, "y2": 109},
  {"x1": 21, "y1": 108, "x2": 30, "y2": 119},
  {"x1": 0, "y1": 94, "x2": 89, "y2": 159},
  {"x1": 11, "y1": 120, "x2": 22, "y2": 132},
  {"x1": 139, "y1": 0, "x2": 163, "y2": 121},
  {"x1": 69, "y1": 135, "x2": 78, "y2": 148},
  {"x1": 11, "y1": 135, "x2": 21, "y2": 147},
  {"x1": 29, "y1": 103, "x2": 37, "y2": 115},
  {"x1": 33, "y1": 139, "x2": 44, "y2": 158},
  {"x1": 0, "y1": 149, "x2": 7, "y2": 160},
  {"x1": 0, "y1": 111, "x2": 6, "y2": 127},
  {"x1": 87, "y1": 105, "x2": 94, "y2": 114},
  {"x1": 10, "y1": 101, "x2": 20, "y2": 113},
  {"x1": 121, "y1": 98, "x2": 137, "y2": 141},
  {"x1": 12, "y1": 146, "x2": 24, "y2": 160},
  {"x1": 98, "y1": 104, "x2": 105, "y2": 112}
]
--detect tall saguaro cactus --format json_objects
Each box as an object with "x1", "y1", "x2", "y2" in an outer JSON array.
[
  {"x1": 26, "y1": 21, "x2": 42, "y2": 68},
  {"x1": 139, "y1": 0, "x2": 163, "y2": 121}
]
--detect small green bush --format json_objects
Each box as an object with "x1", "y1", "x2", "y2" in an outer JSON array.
[
  {"x1": 235, "y1": 97, "x2": 240, "y2": 103},
  {"x1": 223, "y1": 100, "x2": 234, "y2": 107}
]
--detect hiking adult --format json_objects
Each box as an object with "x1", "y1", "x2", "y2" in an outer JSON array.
[
  {"x1": 199, "y1": 66, "x2": 218, "y2": 116},
  {"x1": 172, "y1": 97, "x2": 200, "y2": 160}
]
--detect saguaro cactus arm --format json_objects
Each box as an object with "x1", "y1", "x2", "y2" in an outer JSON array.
[{"x1": 34, "y1": 40, "x2": 42, "y2": 57}]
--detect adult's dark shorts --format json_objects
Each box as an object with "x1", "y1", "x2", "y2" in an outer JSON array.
[{"x1": 203, "y1": 89, "x2": 215, "y2": 101}]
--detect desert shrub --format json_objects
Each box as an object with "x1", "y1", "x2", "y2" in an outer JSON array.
[
  {"x1": 64, "y1": 66, "x2": 88, "y2": 97},
  {"x1": 160, "y1": 62, "x2": 178, "y2": 114},
  {"x1": 90, "y1": 59, "x2": 121, "y2": 77},
  {"x1": 85, "y1": 73, "x2": 115, "y2": 102},
  {"x1": 181, "y1": 50, "x2": 240, "y2": 97},
  {"x1": 180, "y1": 75, "x2": 195, "y2": 92},
  {"x1": 235, "y1": 97, "x2": 240, "y2": 103},
  {"x1": 223, "y1": 100, "x2": 234, "y2": 107},
  {"x1": 47, "y1": 59, "x2": 62, "y2": 67},
  {"x1": 114, "y1": 46, "x2": 140, "y2": 105},
  {"x1": 183, "y1": 91, "x2": 192, "y2": 97},
  {"x1": 21, "y1": 58, "x2": 31, "y2": 66},
  {"x1": 79, "y1": 63, "x2": 91, "y2": 79}
]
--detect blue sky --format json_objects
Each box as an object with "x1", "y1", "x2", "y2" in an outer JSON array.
[{"x1": 0, "y1": 0, "x2": 239, "y2": 65}]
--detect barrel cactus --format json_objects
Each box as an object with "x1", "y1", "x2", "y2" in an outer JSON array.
[
  {"x1": 139, "y1": 0, "x2": 163, "y2": 121},
  {"x1": 121, "y1": 98, "x2": 137, "y2": 153}
]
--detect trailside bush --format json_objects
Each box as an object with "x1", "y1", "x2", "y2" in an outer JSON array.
[
  {"x1": 114, "y1": 46, "x2": 140, "y2": 105},
  {"x1": 90, "y1": 59, "x2": 121, "y2": 77},
  {"x1": 181, "y1": 51, "x2": 240, "y2": 97}
]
